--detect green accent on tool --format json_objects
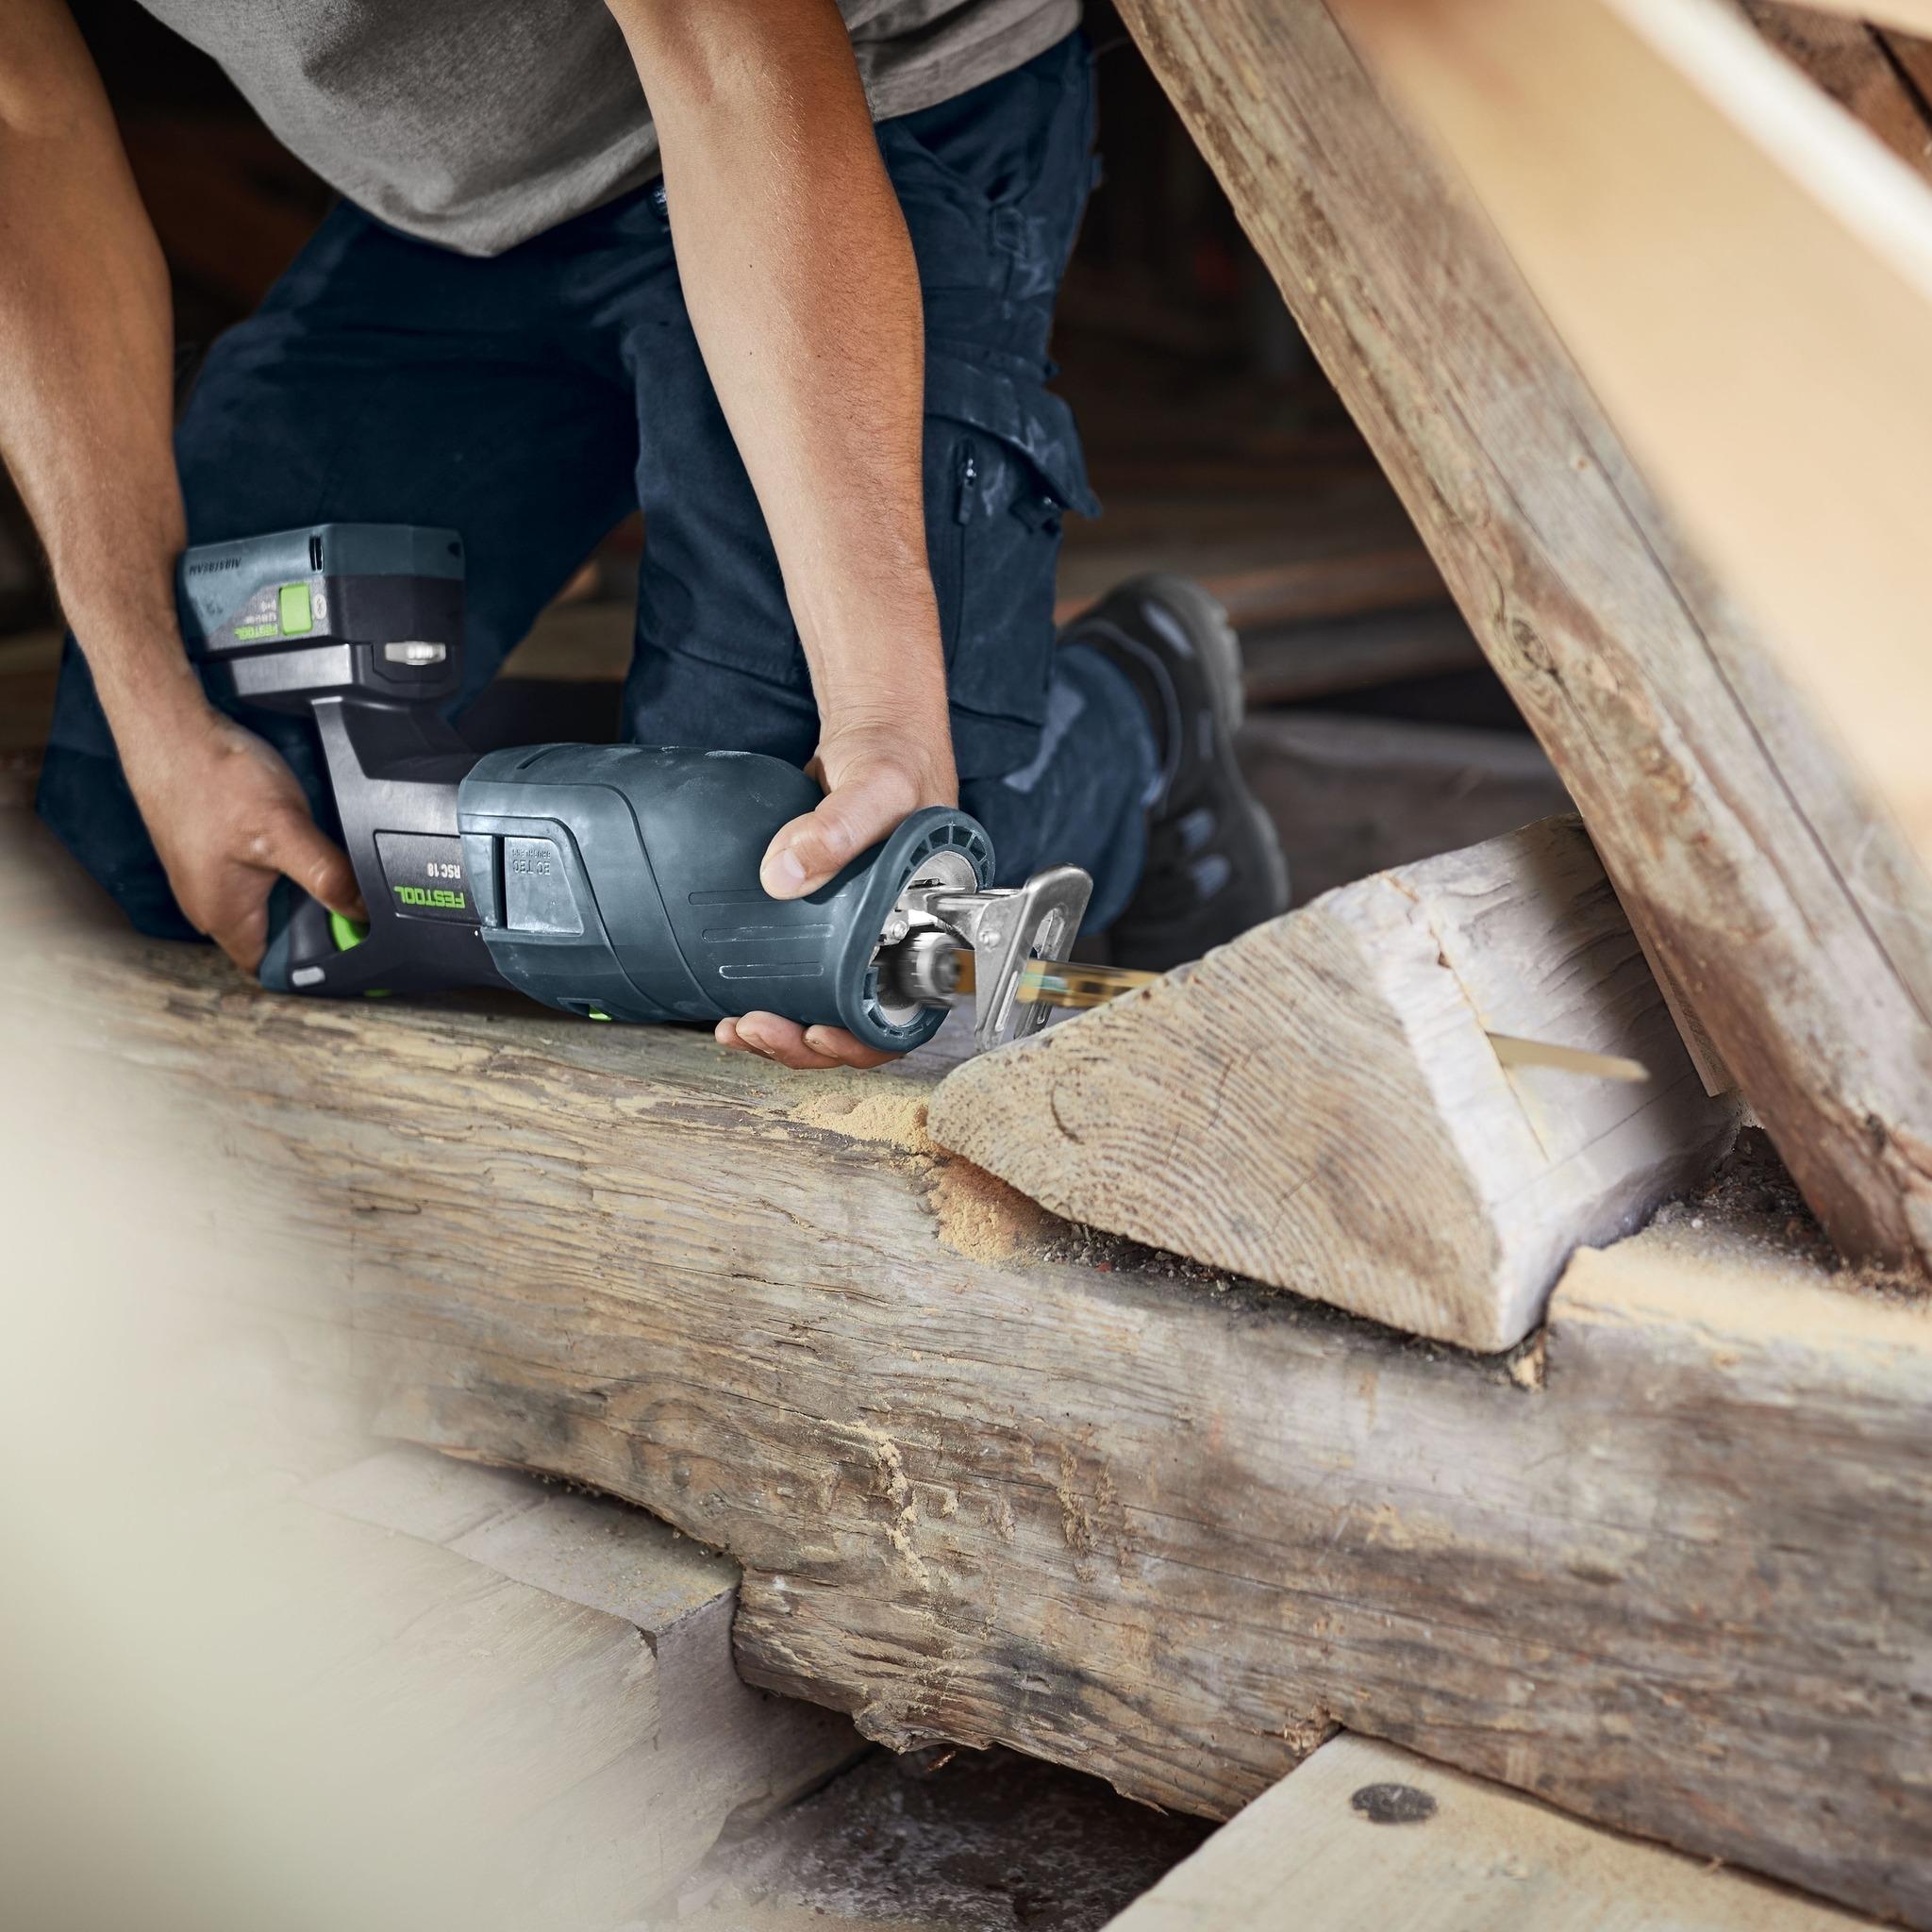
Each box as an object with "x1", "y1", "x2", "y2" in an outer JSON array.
[
  {"x1": 330, "y1": 909, "x2": 369, "y2": 952},
  {"x1": 278, "y1": 582, "x2": 314, "y2": 635},
  {"x1": 588, "y1": 1008, "x2": 611, "y2": 1022}
]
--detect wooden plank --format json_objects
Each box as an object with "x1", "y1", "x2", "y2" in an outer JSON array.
[
  {"x1": 1330, "y1": 0, "x2": 1932, "y2": 863},
  {"x1": 1235, "y1": 708, "x2": 1570, "y2": 904},
  {"x1": 1113, "y1": 0, "x2": 1932, "y2": 1273},
  {"x1": 7, "y1": 821, "x2": 1927, "y2": 1924},
  {"x1": 1238, "y1": 604, "x2": 1484, "y2": 706},
  {"x1": 931, "y1": 815, "x2": 1740, "y2": 1350},
  {"x1": 302, "y1": 1447, "x2": 861, "y2": 1848},
  {"x1": 1106, "y1": 1733, "x2": 1874, "y2": 1930},
  {"x1": 210, "y1": 1457, "x2": 857, "y2": 1928}
]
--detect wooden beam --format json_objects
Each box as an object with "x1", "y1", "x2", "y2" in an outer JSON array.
[
  {"x1": 1237, "y1": 606, "x2": 1484, "y2": 707},
  {"x1": 1108, "y1": 1733, "x2": 1877, "y2": 1930},
  {"x1": 1740, "y1": 0, "x2": 1932, "y2": 185},
  {"x1": 8, "y1": 821, "x2": 1929, "y2": 1924},
  {"x1": 1329, "y1": 0, "x2": 1932, "y2": 862},
  {"x1": 1235, "y1": 708, "x2": 1571, "y2": 904},
  {"x1": 279, "y1": 1449, "x2": 860, "y2": 1922},
  {"x1": 1112, "y1": 0, "x2": 1932, "y2": 1272},
  {"x1": 929, "y1": 816, "x2": 1739, "y2": 1351}
]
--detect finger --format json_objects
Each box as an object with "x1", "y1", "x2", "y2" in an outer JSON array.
[
  {"x1": 801, "y1": 1024, "x2": 902, "y2": 1070},
  {"x1": 264, "y1": 808, "x2": 367, "y2": 921},
  {"x1": 732, "y1": 1010, "x2": 847, "y2": 1070},
  {"x1": 208, "y1": 888, "x2": 273, "y2": 975},
  {"x1": 759, "y1": 767, "x2": 915, "y2": 900}
]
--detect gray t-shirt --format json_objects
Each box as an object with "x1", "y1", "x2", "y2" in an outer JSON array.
[{"x1": 133, "y1": 1, "x2": 1080, "y2": 257}]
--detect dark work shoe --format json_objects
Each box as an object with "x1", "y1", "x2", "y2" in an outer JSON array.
[{"x1": 1063, "y1": 574, "x2": 1290, "y2": 971}]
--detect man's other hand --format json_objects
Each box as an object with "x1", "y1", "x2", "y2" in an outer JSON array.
[
  {"x1": 122, "y1": 700, "x2": 366, "y2": 974},
  {"x1": 720, "y1": 718, "x2": 957, "y2": 1070}
]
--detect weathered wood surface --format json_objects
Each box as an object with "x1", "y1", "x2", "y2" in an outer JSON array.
[
  {"x1": 1331, "y1": 0, "x2": 1932, "y2": 863},
  {"x1": 298, "y1": 1446, "x2": 861, "y2": 1900},
  {"x1": 1106, "y1": 1733, "x2": 1874, "y2": 1931},
  {"x1": 933, "y1": 816, "x2": 1740, "y2": 1350},
  {"x1": 7, "y1": 823, "x2": 1929, "y2": 1924},
  {"x1": 1113, "y1": 0, "x2": 1932, "y2": 1273},
  {"x1": 226, "y1": 1449, "x2": 860, "y2": 1929}
]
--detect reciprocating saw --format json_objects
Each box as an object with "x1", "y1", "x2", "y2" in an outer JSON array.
[{"x1": 176, "y1": 524, "x2": 1144, "y2": 1055}]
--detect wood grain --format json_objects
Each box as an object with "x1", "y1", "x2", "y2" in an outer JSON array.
[
  {"x1": 1332, "y1": 0, "x2": 1932, "y2": 863},
  {"x1": 930, "y1": 816, "x2": 1740, "y2": 1350},
  {"x1": 245, "y1": 1449, "x2": 858, "y2": 1927},
  {"x1": 1113, "y1": 0, "x2": 1932, "y2": 1273},
  {"x1": 1106, "y1": 1733, "x2": 1875, "y2": 1930},
  {"x1": 7, "y1": 822, "x2": 1927, "y2": 1924}
]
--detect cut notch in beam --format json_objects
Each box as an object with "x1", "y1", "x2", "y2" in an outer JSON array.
[{"x1": 928, "y1": 815, "x2": 1740, "y2": 1353}]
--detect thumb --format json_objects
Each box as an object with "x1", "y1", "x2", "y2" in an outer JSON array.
[
  {"x1": 263, "y1": 807, "x2": 367, "y2": 922},
  {"x1": 759, "y1": 766, "x2": 914, "y2": 900}
]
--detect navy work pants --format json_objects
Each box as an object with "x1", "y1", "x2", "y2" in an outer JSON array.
[{"x1": 39, "y1": 32, "x2": 1155, "y2": 941}]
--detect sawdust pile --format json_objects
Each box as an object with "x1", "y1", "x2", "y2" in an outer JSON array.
[
  {"x1": 1647, "y1": 1128, "x2": 1929, "y2": 1306},
  {"x1": 784, "y1": 1082, "x2": 1055, "y2": 1267},
  {"x1": 931, "y1": 1161, "x2": 1058, "y2": 1265},
  {"x1": 786, "y1": 1083, "x2": 935, "y2": 1156}
]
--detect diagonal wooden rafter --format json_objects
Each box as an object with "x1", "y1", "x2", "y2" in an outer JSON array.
[
  {"x1": 1330, "y1": 0, "x2": 1932, "y2": 866},
  {"x1": 1113, "y1": 0, "x2": 1932, "y2": 1271}
]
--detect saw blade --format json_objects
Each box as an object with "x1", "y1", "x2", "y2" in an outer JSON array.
[
  {"x1": 947, "y1": 952, "x2": 1161, "y2": 1008},
  {"x1": 959, "y1": 949, "x2": 1653, "y2": 1080},
  {"x1": 1015, "y1": 960, "x2": 1163, "y2": 1008}
]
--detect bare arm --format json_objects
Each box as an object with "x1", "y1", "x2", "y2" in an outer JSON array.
[
  {"x1": 608, "y1": 0, "x2": 956, "y2": 1067},
  {"x1": 0, "y1": 0, "x2": 359, "y2": 968}
]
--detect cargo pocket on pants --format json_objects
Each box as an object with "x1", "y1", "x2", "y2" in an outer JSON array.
[{"x1": 924, "y1": 355, "x2": 1101, "y2": 780}]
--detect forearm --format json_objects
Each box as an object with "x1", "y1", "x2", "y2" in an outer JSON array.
[
  {"x1": 0, "y1": 0, "x2": 197, "y2": 733},
  {"x1": 608, "y1": 0, "x2": 951, "y2": 764}
]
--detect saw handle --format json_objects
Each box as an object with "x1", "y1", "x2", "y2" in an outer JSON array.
[{"x1": 258, "y1": 876, "x2": 376, "y2": 995}]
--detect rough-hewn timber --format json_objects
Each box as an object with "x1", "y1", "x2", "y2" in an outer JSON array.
[
  {"x1": 1111, "y1": 0, "x2": 1932, "y2": 1272},
  {"x1": 7, "y1": 823, "x2": 1929, "y2": 1924},
  {"x1": 930, "y1": 816, "x2": 1740, "y2": 1351}
]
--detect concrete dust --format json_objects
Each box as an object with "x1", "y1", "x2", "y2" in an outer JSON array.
[{"x1": 662, "y1": 1744, "x2": 1214, "y2": 1932}]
